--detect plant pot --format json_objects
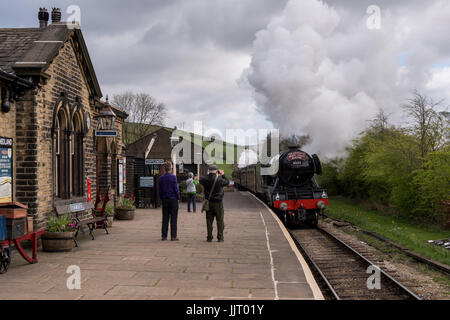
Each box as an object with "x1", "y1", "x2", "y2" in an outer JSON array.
[
  {"x1": 115, "y1": 208, "x2": 135, "y2": 220},
  {"x1": 41, "y1": 231, "x2": 75, "y2": 252},
  {"x1": 107, "y1": 215, "x2": 113, "y2": 227}
]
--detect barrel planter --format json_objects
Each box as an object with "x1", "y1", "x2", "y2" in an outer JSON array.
[
  {"x1": 115, "y1": 208, "x2": 135, "y2": 220},
  {"x1": 41, "y1": 231, "x2": 75, "y2": 252}
]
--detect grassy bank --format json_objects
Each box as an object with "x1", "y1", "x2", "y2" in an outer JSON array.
[{"x1": 325, "y1": 196, "x2": 450, "y2": 266}]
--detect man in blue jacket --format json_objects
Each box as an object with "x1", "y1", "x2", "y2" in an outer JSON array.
[{"x1": 158, "y1": 162, "x2": 180, "y2": 241}]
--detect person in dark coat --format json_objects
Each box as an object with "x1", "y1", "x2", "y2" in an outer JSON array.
[
  {"x1": 200, "y1": 165, "x2": 230, "y2": 242},
  {"x1": 158, "y1": 162, "x2": 180, "y2": 241}
]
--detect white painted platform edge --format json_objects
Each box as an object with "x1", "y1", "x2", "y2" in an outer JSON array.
[{"x1": 247, "y1": 192, "x2": 325, "y2": 300}]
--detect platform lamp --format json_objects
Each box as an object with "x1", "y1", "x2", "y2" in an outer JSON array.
[
  {"x1": 170, "y1": 136, "x2": 180, "y2": 175},
  {"x1": 97, "y1": 96, "x2": 116, "y2": 130}
]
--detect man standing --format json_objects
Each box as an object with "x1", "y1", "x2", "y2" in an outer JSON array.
[
  {"x1": 200, "y1": 165, "x2": 230, "y2": 242},
  {"x1": 158, "y1": 162, "x2": 180, "y2": 241}
]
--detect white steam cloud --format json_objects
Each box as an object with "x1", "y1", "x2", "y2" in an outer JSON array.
[{"x1": 242, "y1": 0, "x2": 450, "y2": 158}]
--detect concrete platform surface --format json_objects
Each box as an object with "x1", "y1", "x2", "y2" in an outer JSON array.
[{"x1": 0, "y1": 191, "x2": 323, "y2": 300}]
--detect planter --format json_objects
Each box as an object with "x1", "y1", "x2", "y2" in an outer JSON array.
[
  {"x1": 115, "y1": 208, "x2": 135, "y2": 220},
  {"x1": 107, "y1": 215, "x2": 114, "y2": 227},
  {"x1": 42, "y1": 231, "x2": 75, "y2": 252}
]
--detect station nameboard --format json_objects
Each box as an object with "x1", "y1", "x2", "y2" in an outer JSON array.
[
  {"x1": 95, "y1": 130, "x2": 117, "y2": 137},
  {"x1": 145, "y1": 159, "x2": 164, "y2": 165},
  {"x1": 0, "y1": 137, "x2": 13, "y2": 203}
]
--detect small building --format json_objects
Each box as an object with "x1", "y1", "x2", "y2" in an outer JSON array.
[
  {"x1": 125, "y1": 126, "x2": 208, "y2": 207},
  {"x1": 0, "y1": 8, "x2": 127, "y2": 229}
]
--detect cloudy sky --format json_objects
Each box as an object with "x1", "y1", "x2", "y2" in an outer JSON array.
[{"x1": 1, "y1": 0, "x2": 449, "y2": 157}]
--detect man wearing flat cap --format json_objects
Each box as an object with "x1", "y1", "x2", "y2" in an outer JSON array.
[{"x1": 200, "y1": 165, "x2": 230, "y2": 242}]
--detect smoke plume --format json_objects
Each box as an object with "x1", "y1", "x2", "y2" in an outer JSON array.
[{"x1": 242, "y1": 0, "x2": 450, "y2": 157}]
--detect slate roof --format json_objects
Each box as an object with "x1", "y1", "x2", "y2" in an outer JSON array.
[
  {"x1": 0, "y1": 23, "x2": 102, "y2": 98},
  {"x1": 0, "y1": 28, "x2": 43, "y2": 73}
]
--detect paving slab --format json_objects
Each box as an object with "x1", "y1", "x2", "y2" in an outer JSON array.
[{"x1": 1, "y1": 191, "x2": 323, "y2": 300}]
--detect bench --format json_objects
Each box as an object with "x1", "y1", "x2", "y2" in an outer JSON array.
[{"x1": 54, "y1": 189, "x2": 110, "y2": 247}]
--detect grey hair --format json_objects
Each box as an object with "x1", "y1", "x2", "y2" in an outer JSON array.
[
  {"x1": 163, "y1": 161, "x2": 172, "y2": 172},
  {"x1": 188, "y1": 172, "x2": 193, "y2": 178}
]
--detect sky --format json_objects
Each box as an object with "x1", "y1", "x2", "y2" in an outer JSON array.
[{"x1": 1, "y1": 0, "x2": 449, "y2": 158}]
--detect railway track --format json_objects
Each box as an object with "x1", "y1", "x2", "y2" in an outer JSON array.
[{"x1": 289, "y1": 226, "x2": 421, "y2": 300}]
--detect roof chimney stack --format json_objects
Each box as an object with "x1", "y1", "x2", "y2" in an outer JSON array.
[
  {"x1": 51, "y1": 8, "x2": 62, "y2": 24},
  {"x1": 38, "y1": 8, "x2": 49, "y2": 28}
]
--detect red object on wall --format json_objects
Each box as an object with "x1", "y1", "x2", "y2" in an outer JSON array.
[{"x1": 87, "y1": 178, "x2": 92, "y2": 202}]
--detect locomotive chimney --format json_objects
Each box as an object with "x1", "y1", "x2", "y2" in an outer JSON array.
[
  {"x1": 38, "y1": 8, "x2": 49, "y2": 28},
  {"x1": 51, "y1": 8, "x2": 62, "y2": 24}
]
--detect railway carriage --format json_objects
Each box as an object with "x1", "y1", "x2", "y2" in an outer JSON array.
[{"x1": 233, "y1": 146, "x2": 328, "y2": 228}]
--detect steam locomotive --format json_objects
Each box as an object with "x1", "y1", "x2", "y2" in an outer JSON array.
[{"x1": 232, "y1": 146, "x2": 328, "y2": 228}]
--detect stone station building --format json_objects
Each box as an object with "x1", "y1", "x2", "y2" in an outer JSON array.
[{"x1": 0, "y1": 8, "x2": 127, "y2": 230}]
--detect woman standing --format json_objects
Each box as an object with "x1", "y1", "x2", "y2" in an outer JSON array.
[{"x1": 186, "y1": 172, "x2": 197, "y2": 212}]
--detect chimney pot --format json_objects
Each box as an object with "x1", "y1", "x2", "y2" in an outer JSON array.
[
  {"x1": 38, "y1": 7, "x2": 49, "y2": 28},
  {"x1": 51, "y1": 8, "x2": 62, "y2": 24}
]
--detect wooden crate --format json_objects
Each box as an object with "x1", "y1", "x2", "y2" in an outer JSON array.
[{"x1": 0, "y1": 202, "x2": 28, "y2": 219}]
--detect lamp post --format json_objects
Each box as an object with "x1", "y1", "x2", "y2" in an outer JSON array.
[{"x1": 97, "y1": 96, "x2": 116, "y2": 130}]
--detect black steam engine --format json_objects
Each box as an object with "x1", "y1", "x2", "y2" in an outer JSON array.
[{"x1": 233, "y1": 146, "x2": 328, "y2": 227}]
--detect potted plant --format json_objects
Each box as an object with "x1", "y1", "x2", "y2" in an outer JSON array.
[
  {"x1": 115, "y1": 194, "x2": 136, "y2": 220},
  {"x1": 42, "y1": 214, "x2": 76, "y2": 252},
  {"x1": 105, "y1": 202, "x2": 114, "y2": 227},
  {"x1": 179, "y1": 180, "x2": 188, "y2": 202},
  {"x1": 196, "y1": 183, "x2": 205, "y2": 202}
]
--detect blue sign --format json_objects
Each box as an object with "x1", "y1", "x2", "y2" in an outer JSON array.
[
  {"x1": 139, "y1": 176, "x2": 154, "y2": 188},
  {"x1": 145, "y1": 159, "x2": 164, "y2": 165},
  {"x1": 95, "y1": 130, "x2": 117, "y2": 137},
  {"x1": 69, "y1": 203, "x2": 85, "y2": 212},
  {"x1": 0, "y1": 137, "x2": 13, "y2": 203}
]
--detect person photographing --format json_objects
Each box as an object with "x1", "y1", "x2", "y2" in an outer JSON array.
[{"x1": 200, "y1": 165, "x2": 230, "y2": 242}]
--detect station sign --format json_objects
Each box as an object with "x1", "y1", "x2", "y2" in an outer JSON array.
[
  {"x1": 145, "y1": 159, "x2": 164, "y2": 165},
  {"x1": 95, "y1": 130, "x2": 117, "y2": 137},
  {"x1": 139, "y1": 176, "x2": 154, "y2": 188},
  {"x1": 0, "y1": 136, "x2": 13, "y2": 204}
]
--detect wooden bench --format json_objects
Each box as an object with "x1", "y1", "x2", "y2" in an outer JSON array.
[{"x1": 55, "y1": 189, "x2": 110, "y2": 247}]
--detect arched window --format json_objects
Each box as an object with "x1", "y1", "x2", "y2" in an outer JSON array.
[
  {"x1": 72, "y1": 112, "x2": 84, "y2": 197},
  {"x1": 55, "y1": 108, "x2": 69, "y2": 199},
  {"x1": 53, "y1": 97, "x2": 86, "y2": 200}
]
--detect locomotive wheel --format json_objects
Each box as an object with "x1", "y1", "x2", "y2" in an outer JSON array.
[{"x1": 0, "y1": 247, "x2": 11, "y2": 274}]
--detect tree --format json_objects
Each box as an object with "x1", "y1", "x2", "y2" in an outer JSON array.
[
  {"x1": 402, "y1": 91, "x2": 447, "y2": 161},
  {"x1": 112, "y1": 91, "x2": 166, "y2": 144}
]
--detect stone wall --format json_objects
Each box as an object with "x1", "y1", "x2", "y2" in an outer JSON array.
[{"x1": 13, "y1": 36, "x2": 125, "y2": 229}]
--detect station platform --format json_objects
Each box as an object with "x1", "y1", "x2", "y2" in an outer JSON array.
[{"x1": 0, "y1": 191, "x2": 323, "y2": 300}]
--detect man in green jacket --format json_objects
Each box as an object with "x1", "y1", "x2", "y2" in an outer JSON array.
[{"x1": 200, "y1": 165, "x2": 230, "y2": 242}]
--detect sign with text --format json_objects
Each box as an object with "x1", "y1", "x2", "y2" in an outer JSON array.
[
  {"x1": 145, "y1": 159, "x2": 164, "y2": 165},
  {"x1": 95, "y1": 130, "x2": 117, "y2": 137},
  {"x1": 0, "y1": 137, "x2": 13, "y2": 203},
  {"x1": 139, "y1": 176, "x2": 154, "y2": 188},
  {"x1": 118, "y1": 159, "x2": 124, "y2": 195}
]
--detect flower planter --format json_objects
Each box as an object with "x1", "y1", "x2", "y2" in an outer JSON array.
[
  {"x1": 115, "y1": 208, "x2": 135, "y2": 220},
  {"x1": 41, "y1": 231, "x2": 75, "y2": 252}
]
